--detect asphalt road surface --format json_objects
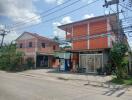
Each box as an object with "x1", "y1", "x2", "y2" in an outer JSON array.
[{"x1": 0, "y1": 71, "x2": 131, "y2": 100}]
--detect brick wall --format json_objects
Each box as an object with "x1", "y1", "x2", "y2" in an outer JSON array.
[
  {"x1": 66, "y1": 19, "x2": 110, "y2": 50},
  {"x1": 17, "y1": 36, "x2": 59, "y2": 55},
  {"x1": 89, "y1": 19, "x2": 108, "y2": 49}
]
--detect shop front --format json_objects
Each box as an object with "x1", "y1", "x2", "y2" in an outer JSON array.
[{"x1": 79, "y1": 54, "x2": 103, "y2": 73}]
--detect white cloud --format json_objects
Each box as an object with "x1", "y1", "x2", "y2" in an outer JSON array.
[
  {"x1": 0, "y1": 0, "x2": 41, "y2": 25},
  {"x1": 83, "y1": 13, "x2": 94, "y2": 19},
  {"x1": 104, "y1": 10, "x2": 109, "y2": 15},
  {"x1": 4, "y1": 31, "x2": 19, "y2": 44},
  {"x1": 0, "y1": 25, "x2": 5, "y2": 30},
  {"x1": 53, "y1": 16, "x2": 72, "y2": 38},
  {"x1": 0, "y1": 24, "x2": 19, "y2": 44},
  {"x1": 44, "y1": 0, "x2": 64, "y2": 5},
  {"x1": 61, "y1": 16, "x2": 72, "y2": 24}
]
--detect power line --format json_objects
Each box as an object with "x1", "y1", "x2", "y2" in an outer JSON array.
[
  {"x1": 10, "y1": 0, "x2": 82, "y2": 28},
  {"x1": 10, "y1": 0, "x2": 73, "y2": 27},
  {"x1": 119, "y1": 4, "x2": 132, "y2": 12},
  {"x1": 10, "y1": 0, "x2": 100, "y2": 31}
]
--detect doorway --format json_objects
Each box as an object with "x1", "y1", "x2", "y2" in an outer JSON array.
[
  {"x1": 79, "y1": 54, "x2": 103, "y2": 73},
  {"x1": 36, "y1": 55, "x2": 49, "y2": 68}
]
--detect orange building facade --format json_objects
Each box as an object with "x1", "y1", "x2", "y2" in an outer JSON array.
[{"x1": 58, "y1": 14, "x2": 118, "y2": 73}]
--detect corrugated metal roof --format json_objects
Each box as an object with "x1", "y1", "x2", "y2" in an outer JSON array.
[{"x1": 58, "y1": 13, "x2": 117, "y2": 31}]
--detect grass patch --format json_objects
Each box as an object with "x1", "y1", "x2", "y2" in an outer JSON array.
[{"x1": 111, "y1": 77, "x2": 132, "y2": 85}]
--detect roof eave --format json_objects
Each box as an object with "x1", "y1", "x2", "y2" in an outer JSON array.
[{"x1": 58, "y1": 13, "x2": 117, "y2": 30}]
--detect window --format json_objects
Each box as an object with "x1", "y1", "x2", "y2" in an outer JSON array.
[
  {"x1": 29, "y1": 42, "x2": 32, "y2": 48},
  {"x1": 20, "y1": 43, "x2": 23, "y2": 48},
  {"x1": 53, "y1": 45, "x2": 56, "y2": 50},
  {"x1": 41, "y1": 43, "x2": 45, "y2": 48}
]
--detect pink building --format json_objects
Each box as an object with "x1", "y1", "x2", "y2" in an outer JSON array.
[{"x1": 16, "y1": 32, "x2": 59, "y2": 68}]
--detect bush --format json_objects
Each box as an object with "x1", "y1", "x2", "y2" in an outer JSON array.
[
  {"x1": 26, "y1": 57, "x2": 35, "y2": 69},
  {"x1": 96, "y1": 67, "x2": 103, "y2": 75},
  {"x1": 96, "y1": 64, "x2": 112, "y2": 75},
  {"x1": 110, "y1": 42, "x2": 128, "y2": 79},
  {"x1": 0, "y1": 43, "x2": 23, "y2": 72}
]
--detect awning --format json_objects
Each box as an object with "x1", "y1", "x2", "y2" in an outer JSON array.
[
  {"x1": 55, "y1": 52, "x2": 71, "y2": 59},
  {"x1": 37, "y1": 52, "x2": 54, "y2": 56}
]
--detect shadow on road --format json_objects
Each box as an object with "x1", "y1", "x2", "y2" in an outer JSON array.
[{"x1": 102, "y1": 86, "x2": 129, "y2": 97}]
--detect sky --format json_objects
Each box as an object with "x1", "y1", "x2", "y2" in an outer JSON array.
[{"x1": 0, "y1": 0, "x2": 132, "y2": 48}]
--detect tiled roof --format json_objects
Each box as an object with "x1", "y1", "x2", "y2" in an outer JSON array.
[{"x1": 16, "y1": 32, "x2": 59, "y2": 44}]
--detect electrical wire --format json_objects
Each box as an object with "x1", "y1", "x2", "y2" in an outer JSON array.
[
  {"x1": 10, "y1": 0, "x2": 100, "y2": 31},
  {"x1": 119, "y1": 4, "x2": 132, "y2": 12},
  {"x1": 10, "y1": 0, "x2": 73, "y2": 27},
  {"x1": 10, "y1": 0, "x2": 82, "y2": 28}
]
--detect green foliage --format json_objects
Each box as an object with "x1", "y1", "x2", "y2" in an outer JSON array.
[
  {"x1": 63, "y1": 46, "x2": 72, "y2": 49},
  {"x1": 53, "y1": 36, "x2": 60, "y2": 43},
  {"x1": 111, "y1": 77, "x2": 132, "y2": 85},
  {"x1": 26, "y1": 57, "x2": 34, "y2": 69},
  {"x1": 96, "y1": 64, "x2": 112, "y2": 75},
  {"x1": 110, "y1": 42, "x2": 128, "y2": 79},
  {"x1": 0, "y1": 43, "x2": 23, "y2": 71}
]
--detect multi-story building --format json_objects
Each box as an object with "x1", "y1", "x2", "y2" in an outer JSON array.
[
  {"x1": 16, "y1": 32, "x2": 59, "y2": 68},
  {"x1": 58, "y1": 14, "x2": 127, "y2": 73}
]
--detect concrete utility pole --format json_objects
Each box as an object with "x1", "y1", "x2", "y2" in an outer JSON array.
[
  {"x1": 0, "y1": 29, "x2": 9, "y2": 48},
  {"x1": 103, "y1": 0, "x2": 121, "y2": 41},
  {"x1": 129, "y1": 0, "x2": 132, "y2": 7}
]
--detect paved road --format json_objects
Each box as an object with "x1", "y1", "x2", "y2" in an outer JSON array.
[{"x1": 0, "y1": 71, "x2": 131, "y2": 100}]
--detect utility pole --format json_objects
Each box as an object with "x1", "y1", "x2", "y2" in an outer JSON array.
[
  {"x1": 129, "y1": 0, "x2": 132, "y2": 7},
  {"x1": 0, "y1": 29, "x2": 9, "y2": 48},
  {"x1": 103, "y1": 0, "x2": 121, "y2": 41}
]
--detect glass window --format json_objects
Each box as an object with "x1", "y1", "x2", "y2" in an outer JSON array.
[
  {"x1": 29, "y1": 42, "x2": 32, "y2": 48},
  {"x1": 41, "y1": 43, "x2": 45, "y2": 48},
  {"x1": 53, "y1": 45, "x2": 56, "y2": 50},
  {"x1": 20, "y1": 43, "x2": 23, "y2": 48}
]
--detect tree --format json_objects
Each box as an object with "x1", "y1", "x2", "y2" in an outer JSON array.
[
  {"x1": 53, "y1": 36, "x2": 60, "y2": 44},
  {"x1": 110, "y1": 42, "x2": 128, "y2": 79},
  {"x1": 0, "y1": 43, "x2": 23, "y2": 71}
]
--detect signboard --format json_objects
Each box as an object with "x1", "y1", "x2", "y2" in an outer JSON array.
[{"x1": 55, "y1": 52, "x2": 70, "y2": 59}]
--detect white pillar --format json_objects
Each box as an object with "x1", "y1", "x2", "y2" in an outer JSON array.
[{"x1": 34, "y1": 39, "x2": 38, "y2": 68}]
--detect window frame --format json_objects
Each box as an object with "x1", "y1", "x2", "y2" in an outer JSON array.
[
  {"x1": 41, "y1": 43, "x2": 46, "y2": 48},
  {"x1": 53, "y1": 45, "x2": 56, "y2": 50},
  {"x1": 20, "y1": 43, "x2": 23, "y2": 48},
  {"x1": 29, "y1": 42, "x2": 32, "y2": 48}
]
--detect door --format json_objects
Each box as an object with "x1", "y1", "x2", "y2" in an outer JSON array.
[
  {"x1": 79, "y1": 54, "x2": 103, "y2": 73},
  {"x1": 87, "y1": 55, "x2": 94, "y2": 72},
  {"x1": 95, "y1": 55, "x2": 103, "y2": 70},
  {"x1": 37, "y1": 55, "x2": 48, "y2": 68}
]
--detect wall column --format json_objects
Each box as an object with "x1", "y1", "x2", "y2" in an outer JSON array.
[
  {"x1": 34, "y1": 38, "x2": 38, "y2": 68},
  {"x1": 107, "y1": 18, "x2": 111, "y2": 48},
  {"x1": 87, "y1": 22, "x2": 90, "y2": 49},
  {"x1": 71, "y1": 26, "x2": 73, "y2": 50}
]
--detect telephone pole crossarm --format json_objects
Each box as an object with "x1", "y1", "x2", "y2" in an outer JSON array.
[{"x1": 0, "y1": 29, "x2": 10, "y2": 48}]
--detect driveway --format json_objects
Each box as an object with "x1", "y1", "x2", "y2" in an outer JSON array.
[{"x1": 0, "y1": 70, "x2": 131, "y2": 100}]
